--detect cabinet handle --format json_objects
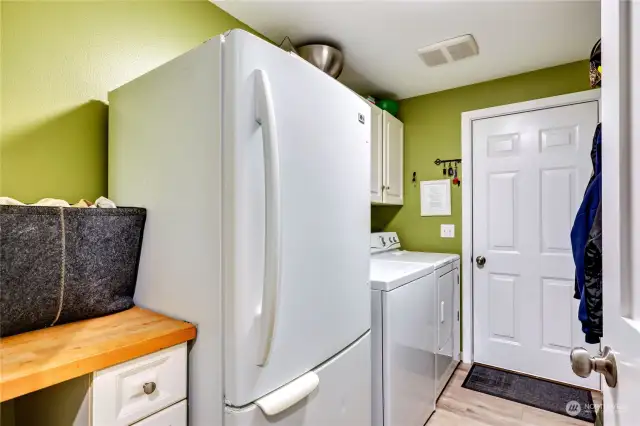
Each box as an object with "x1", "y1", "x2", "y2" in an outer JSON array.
[{"x1": 143, "y1": 382, "x2": 157, "y2": 395}]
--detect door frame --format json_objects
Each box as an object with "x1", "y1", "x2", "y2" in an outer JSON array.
[{"x1": 460, "y1": 89, "x2": 601, "y2": 363}]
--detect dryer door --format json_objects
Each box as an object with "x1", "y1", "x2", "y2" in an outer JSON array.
[
  {"x1": 437, "y1": 269, "x2": 454, "y2": 352},
  {"x1": 436, "y1": 266, "x2": 455, "y2": 393}
]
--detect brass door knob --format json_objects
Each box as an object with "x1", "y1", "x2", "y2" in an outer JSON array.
[{"x1": 570, "y1": 346, "x2": 618, "y2": 388}]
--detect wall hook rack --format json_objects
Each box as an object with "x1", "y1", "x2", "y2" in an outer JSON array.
[{"x1": 434, "y1": 158, "x2": 462, "y2": 166}]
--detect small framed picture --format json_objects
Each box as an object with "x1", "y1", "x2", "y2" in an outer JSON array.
[{"x1": 420, "y1": 179, "x2": 451, "y2": 216}]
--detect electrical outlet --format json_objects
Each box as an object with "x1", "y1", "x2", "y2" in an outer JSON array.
[{"x1": 441, "y1": 224, "x2": 455, "y2": 238}]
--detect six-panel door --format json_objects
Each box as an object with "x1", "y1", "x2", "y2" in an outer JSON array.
[{"x1": 472, "y1": 101, "x2": 600, "y2": 388}]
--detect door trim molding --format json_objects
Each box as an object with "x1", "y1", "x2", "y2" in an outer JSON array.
[{"x1": 460, "y1": 89, "x2": 601, "y2": 363}]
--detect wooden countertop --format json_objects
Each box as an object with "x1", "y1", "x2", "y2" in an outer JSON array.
[{"x1": 0, "y1": 307, "x2": 196, "y2": 402}]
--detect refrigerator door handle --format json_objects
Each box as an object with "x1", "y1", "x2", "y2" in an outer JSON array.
[{"x1": 255, "y1": 69, "x2": 282, "y2": 367}]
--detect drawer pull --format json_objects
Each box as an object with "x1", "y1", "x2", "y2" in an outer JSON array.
[
  {"x1": 143, "y1": 382, "x2": 157, "y2": 395},
  {"x1": 92, "y1": 344, "x2": 187, "y2": 426}
]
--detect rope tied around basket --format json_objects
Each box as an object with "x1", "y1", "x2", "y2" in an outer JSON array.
[{"x1": 50, "y1": 207, "x2": 66, "y2": 327}]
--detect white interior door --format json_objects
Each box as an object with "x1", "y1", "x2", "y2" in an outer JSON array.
[
  {"x1": 600, "y1": 1, "x2": 640, "y2": 423},
  {"x1": 222, "y1": 30, "x2": 371, "y2": 407},
  {"x1": 383, "y1": 111, "x2": 403, "y2": 205},
  {"x1": 472, "y1": 101, "x2": 600, "y2": 388},
  {"x1": 371, "y1": 104, "x2": 384, "y2": 203}
]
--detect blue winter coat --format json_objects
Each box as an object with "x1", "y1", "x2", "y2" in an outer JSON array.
[{"x1": 571, "y1": 124, "x2": 601, "y2": 343}]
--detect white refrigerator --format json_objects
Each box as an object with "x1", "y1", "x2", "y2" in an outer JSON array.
[{"x1": 108, "y1": 30, "x2": 371, "y2": 426}]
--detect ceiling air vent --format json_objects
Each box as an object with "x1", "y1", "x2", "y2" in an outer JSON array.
[{"x1": 417, "y1": 34, "x2": 479, "y2": 67}]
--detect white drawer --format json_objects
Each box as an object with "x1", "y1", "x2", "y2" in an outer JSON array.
[
  {"x1": 132, "y1": 400, "x2": 187, "y2": 426},
  {"x1": 92, "y1": 343, "x2": 187, "y2": 426}
]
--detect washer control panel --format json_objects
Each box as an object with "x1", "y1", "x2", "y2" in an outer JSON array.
[{"x1": 370, "y1": 232, "x2": 401, "y2": 253}]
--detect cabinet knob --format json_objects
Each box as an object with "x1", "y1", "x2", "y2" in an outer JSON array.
[{"x1": 143, "y1": 382, "x2": 157, "y2": 395}]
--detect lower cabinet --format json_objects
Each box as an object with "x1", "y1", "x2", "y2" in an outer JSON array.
[
  {"x1": 133, "y1": 400, "x2": 186, "y2": 426},
  {"x1": 11, "y1": 344, "x2": 188, "y2": 426}
]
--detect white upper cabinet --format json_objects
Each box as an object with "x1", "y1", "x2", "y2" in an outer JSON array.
[
  {"x1": 370, "y1": 104, "x2": 404, "y2": 205},
  {"x1": 370, "y1": 105, "x2": 384, "y2": 203},
  {"x1": 383, "y1": 111, "x2": 404, "y2": 205}
]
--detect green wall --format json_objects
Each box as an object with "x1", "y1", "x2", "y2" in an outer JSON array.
[
  {"x1": 372, "y1": 60, "x2": 592, "y2": 255},
  {"x1": 0, "y1": 1, "x2": 261, "y2": 203}
]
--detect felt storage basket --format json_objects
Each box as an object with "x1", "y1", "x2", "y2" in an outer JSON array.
[{"x1": 0, "y1": 205, "x2": 146, "y2": 337}]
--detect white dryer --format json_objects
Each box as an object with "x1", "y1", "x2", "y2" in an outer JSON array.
[
  {"x1": 371, "y1": 232, "x2": 460, "y2": 398},
  {"x1": 370, "y1": 259, "x2": 437, "y2": 426}
]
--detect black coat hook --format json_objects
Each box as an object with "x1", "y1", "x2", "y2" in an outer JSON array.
[{"x1": 434, "y1": 158, "x2": 462, "y2": 166}]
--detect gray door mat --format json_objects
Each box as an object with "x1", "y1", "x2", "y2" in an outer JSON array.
[{"x1": 461, "y1": 363, "x2": 596, "y2": 423}]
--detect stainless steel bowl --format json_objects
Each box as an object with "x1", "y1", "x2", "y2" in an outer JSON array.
[{"x1": 296, "y1": 44, "x2": 344, "y2": 79}]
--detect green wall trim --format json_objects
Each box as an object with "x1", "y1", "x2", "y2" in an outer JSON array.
[
  {"x1": 1, "y1": 1, "x2": 263, "y2": 202},
  {"x1": 372, "y1": 60, "x2": 591, "y2": 255}
]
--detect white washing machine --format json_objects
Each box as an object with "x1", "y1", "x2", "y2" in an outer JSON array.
[
  {"x1": 370, "y1": 259, "x2": 437, "y2": 426},
  {"x1": 371, "y1": 232, "x2": 460, "y2": 398}
]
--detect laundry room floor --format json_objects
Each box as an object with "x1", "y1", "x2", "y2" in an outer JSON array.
[{"x1": 428, "y1": 364, "x2": 603, "y2": 426}]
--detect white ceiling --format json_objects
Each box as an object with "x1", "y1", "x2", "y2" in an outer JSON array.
[{"x1": 215, "y1": 1, "x2": 600, "y2": 100}]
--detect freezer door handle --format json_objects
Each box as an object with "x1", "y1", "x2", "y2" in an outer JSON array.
[
  {"x1": 255, "y1": 371, "x2": 320, "y2": 416},
  {"x1": 255, "y1": 69, "x2": 282, "y2": 367}
]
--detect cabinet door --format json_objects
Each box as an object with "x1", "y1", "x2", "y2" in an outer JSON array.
[
  {"x1": 383, "y1": 111, "x2": 403, "y2": 205},
  {"x1": 370, "y1": 105, "x2": 384, "y2": 203}
]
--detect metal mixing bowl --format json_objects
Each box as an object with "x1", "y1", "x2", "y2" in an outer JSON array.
[{"x1": 296, "y1": 44, "x2": 344, "y2": 79}]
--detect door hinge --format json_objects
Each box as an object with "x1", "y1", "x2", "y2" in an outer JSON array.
[{"x1": 457, "y1": 311, "x2": 460, "y2": 322}]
